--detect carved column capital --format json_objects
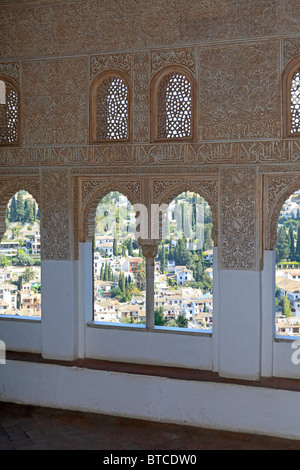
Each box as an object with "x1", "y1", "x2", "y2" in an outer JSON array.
[{"x1": 138, "y1": 238, "x2": 160, "y2": 265}]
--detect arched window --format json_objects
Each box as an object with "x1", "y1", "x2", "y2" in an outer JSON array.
[
  {"x1": 93, "y1": 191, "x2": 145, "y2": 325},
  {"x1": 283, "y1": 56, "x2": 300, "y2": 137},
  {"x1": 151, "y1": 66, "x2": 196, "y2": 142},
  {"x1": 0, "y1": 77, "x2": 20, "y2": 145},
  {"x1": 155, "y1": 191, "x2": 213, "y2": 331},
  {"x1": 90, "y1": 71, "x2": 131, "y2": 143},
  {"x1": 275, "y1": 189, "x2": 300, "y2": 336},
  {"x1": 0, "y1": 190, "x2": 41, "y2": 318},
  {"x1": 290, "y1": 68, "x2": 300, "y2": 135}
]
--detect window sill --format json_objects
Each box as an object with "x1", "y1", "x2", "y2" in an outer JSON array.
[
  {"x1": 87, "y1": 320, "x2": 212, "y2": 336},
  {"x1": 0, "y1": 314, "x2": 41, "y2": 323},
  {"x1": 274, "y1": 334, "x2": 299, "y2": 342}
]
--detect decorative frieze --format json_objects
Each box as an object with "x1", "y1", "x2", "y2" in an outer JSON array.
[{"x1": 1, "y1": 140, "x2": 300, "y2": 168}]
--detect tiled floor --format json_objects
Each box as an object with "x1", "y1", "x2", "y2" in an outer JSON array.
[{"x1": 0, "y1": 402, "x2": 300, "y2": 450}]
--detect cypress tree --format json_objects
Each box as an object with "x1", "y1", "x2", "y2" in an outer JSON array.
[
  {"x1": 113, "y1": 238, "x2": 118, "y2": 256},
  {"x1": 161, "y1": 245, "x2": 165, "y2": 273},
  {"x1": 10, "y1": 195, "x2": 17, "y2": 222},
  {"x1": 276, "y1": 226, "x2": 290, "y2": 262},
  {"x1": 24, "y1": 199, "x2": 34, "y2": 224},
  {"x1": 296, "y1": 224, "x2": 300, "y2": 262},
  {"x1": 282, "y1": 295, "x2": 292, "y2": 317},
  {"x1": 289, "y1": 223, "x2": 295, "y2": 261},
  {"x1": 16, "y1": 191, "x2": 25, "y2": 222}
]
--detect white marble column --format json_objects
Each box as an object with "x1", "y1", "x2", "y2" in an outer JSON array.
[{"x1": 139, "y1": 239, "x2": 160, "y2": 330}]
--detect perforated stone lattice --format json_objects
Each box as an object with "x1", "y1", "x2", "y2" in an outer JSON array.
[
  {"x1": 158, "y1": 73, "x2": 192, "y2": 139},
  {"x1": 96, "y1": 76, "x2": 129, "y2": 141},
  {"x1": 291, "y1": 68, "x2": 300, "y2": 134},
  {"x1": 0, "y1": 82, "x2": 18, "y2": 144}
]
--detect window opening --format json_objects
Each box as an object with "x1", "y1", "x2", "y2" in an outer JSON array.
[
  {"x1": 96, "y1": 76, "x2": 129, "y2": 141},
  {"x1": 0, "y1": 79, "x2": 19, "y2": 144},
  {"x1": 290, "y1": 68, "x2": 300, "y2": 135},
  {"x1": 93, "y1": 191, "x2": 145, "y2": 325},
  {"x1": 275, "y1": 189, "x2": 300, "y2": 336},
  {"x1": 155, "y1": 191, "x2": 213, "y2": 331},
  {"x1": 0, "y1": 190, "x2": 41, "y2": 318},
  {"x1": 158, "y1": 73, "x2": 192, "y2": 139}
]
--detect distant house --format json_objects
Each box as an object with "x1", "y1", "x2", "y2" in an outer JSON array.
[
  {"x1": 175, "y1": 266, "x2": 194, "y2": 286},
  {"x1": 0, "y1": 283, "x2": 17, "y2": 310},
  {"x1": 0, "y1": 241, "x2": 20, "y2": 257},
  {"x1": 121, "y1": 257, "x2": 143, "y2": 273},
  {"x1": 276, "y1": 276, "x2": 300, "y2": 317},
  {"x1": 26, "y1": 231, "x2": 41, "y2": 255},
  {"x1": 94, "y1": 280, "x2": 118, "y2": 300}
]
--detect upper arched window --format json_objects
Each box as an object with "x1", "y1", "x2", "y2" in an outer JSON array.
[
  {"x1": 151, "y1": 66, "x2": 197, "y2": 142},
  {"x1": 283, "y1": 56, "x2": 300, "y2": 137},
  {"x1": 0, "y1": 77, "x2": 20, "y2": 145},
  {"x1": 90, "y1": 71, "x2": 132, "y2": 143}
]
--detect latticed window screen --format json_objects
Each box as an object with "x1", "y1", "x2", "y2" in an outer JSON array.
[
  {"x1": 291, "y1": 68, "x2": 300, "y2": 134},
  {"x1": 96, "y1": 76, "x2": 129, "y2": 140},
  {"x1": 0, "y1": 80, "x2": 19, "y2": 144},
  {"x1": 157, "y1": 73, "x2": 192, "y2": 139}
]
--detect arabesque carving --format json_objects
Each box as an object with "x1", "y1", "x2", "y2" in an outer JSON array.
[
  {"x1": 79, "y1": 178, "x2": 141, "y2": 243},
  {"x1": 265, "y1": 174, "x2": 300, "y2": 250},
  {"x1": 220, "y1": 168, "x2": 258, "y2": 270}
]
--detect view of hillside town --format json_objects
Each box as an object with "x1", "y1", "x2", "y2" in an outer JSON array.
[
  {"x1": 0, "y1": 190, "x2": 41, "y2": 317},
  {"x1": 94, "y1": 191, "x2": 213, "y2": 330},
  {"x1": 1, "y1": 189, "x2": 300, "y2": 337},
  {"x1": 275, "y1": 190, "x2": 300, "y2": 336}
]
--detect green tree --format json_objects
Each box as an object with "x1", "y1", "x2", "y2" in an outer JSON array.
[
  {"x1": 9, "y1": 195, "x2": 17, "y2": 222},
  {"x1": 22, "y1": 267, "x2": 35, "y2": 283},
  {"x1": 155, "y1": 307, "x2": 166, "y2": 326},
  {"x1": 296, "y1": 223, "x2": 300, "y2": 262},
  {"x1": 289, "y1": 223, "x2": 295, "y2": 260},
  {"x1": 276, "y1": 226, "x2": 290, "y2": 262},
  {"x1": 16, "y1": 192, "x2": 25, "y2": 222},
  {"x1": 0, "y1": 256, "x2": 11, "y2": 267},
  {"x1": 135, "y1": 262, "x2": 145, "y2": 291},
  {"x1": 176, "y1": 314, "x2": 188, "y2": 328},
  {"x1": 16, "y1": 250, "x2": 32, "y2": 266},
  {"x1": 282, "y1": 294, "x2": 292, "y2": 317},
  {"x1": 24, "y1": 199, "x2": 34, "y2": 224},
  {"x1": 113, "y1": 238, "x2": 118, "y2": 256},
  {"x1": 160, "y1": 244, "x2": 165, "y2": 273},
  {"x1": 118, "y1": 271, "x2": 126, "y2": 293},
  {"x1": 127, "y1": 238, "x2": 134, "y2": 256}
]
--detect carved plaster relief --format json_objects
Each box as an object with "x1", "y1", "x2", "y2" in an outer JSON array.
[
  {"x1": 22, "y1": 57, "x2": 88, "y2": 146},
  {"x1": 151, "y1": 47, "x2": 196, "y2": 75},
  {"x1": 78, "y1": 177, "x2": 142, "y2": 243},
  {"x1": 0, "y1": 62, "x2": 20, "y2": 84},
  {"x1": 133, "y1": 51, "x2": 150, "y2": 143},
  {"x1": 40, "y1": 169, "x2": 71, "y2": 260},
  {"x1": 1, "y1": 140, "x2": 300, "y2": 168},
  {"x1": 264, "y1": 174, "x2": 300, "y2": 251},
  {"x1": 220, "y1": 167, "x2": 259, "y2": 270},
  {"x1": 90, "y1": 53, "x2": 132, "y2": 83},
  {"x1": 198, "y1": 41, "x2": 281, "y2": 141}
]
